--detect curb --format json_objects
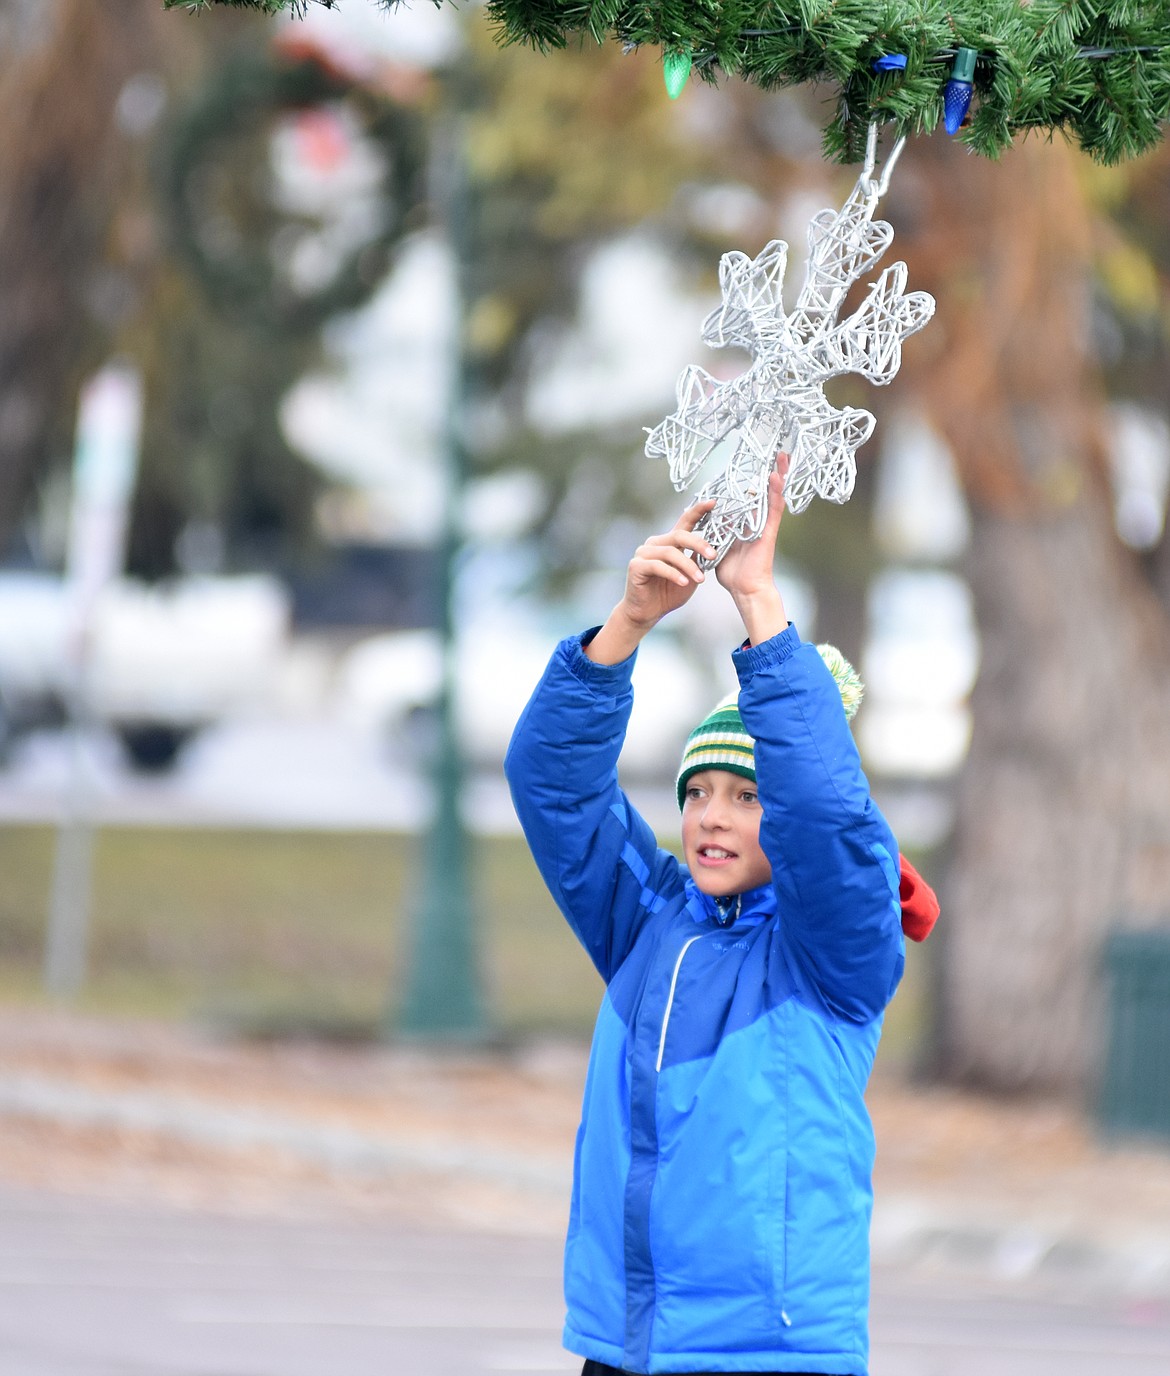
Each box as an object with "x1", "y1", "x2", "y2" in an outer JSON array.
[
  {"x1": 872, "y1": 1194, "x2": 1170, "y2": 1298},
  {"x1": 0, "y1": 1071, "x2": 570, "y2": 1196},
  {"x1": 4, "y1": 1070, "x2": 1170, "y2": 1299}
]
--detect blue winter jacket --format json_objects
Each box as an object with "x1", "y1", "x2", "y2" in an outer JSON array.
[{"x1": 504, "y1": 624, "x2": 904, "y2": 1376}]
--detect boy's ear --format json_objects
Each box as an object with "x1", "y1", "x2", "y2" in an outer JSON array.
[{"x1": 899, "y1": 855, "x2": 939, "y2": 942}]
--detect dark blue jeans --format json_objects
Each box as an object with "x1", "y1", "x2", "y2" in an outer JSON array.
[{"x1": 582, "y1": 1363, "x2": 843, "y2": 1376}]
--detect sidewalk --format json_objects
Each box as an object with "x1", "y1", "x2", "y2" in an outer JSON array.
[{"x1": 2, "y1": 1006, "x2": 1170, "y2": 1303}]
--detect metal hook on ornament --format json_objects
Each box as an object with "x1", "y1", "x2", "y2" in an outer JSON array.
[{"x1": 860, "y1": 122, "x2": 907, "y2": 201}]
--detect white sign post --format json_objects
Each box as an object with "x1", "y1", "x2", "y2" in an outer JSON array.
[{"x1": 44, "y1": 363, "x2": 144, "y2": 997}]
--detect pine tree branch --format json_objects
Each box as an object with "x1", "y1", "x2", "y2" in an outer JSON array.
[
  {"x1": 163, "y1": 0, "x2": 341, "y2": 15},
  {"x1": 165, "y1": 1, "x2": 1170, "y2": 164}
]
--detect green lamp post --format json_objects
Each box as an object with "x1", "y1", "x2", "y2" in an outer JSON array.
[{"x1": 394, "y1": 82, "x2": 488, "y2": 1041}]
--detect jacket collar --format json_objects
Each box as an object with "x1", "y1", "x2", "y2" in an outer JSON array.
[{"x1": 683, "y1": 877, "x2": 776, "y2": 928}]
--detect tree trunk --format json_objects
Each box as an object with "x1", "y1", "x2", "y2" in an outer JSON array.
[
  {"x1": 890, "y1": 135, "x2": 1170, "y2": 1096},
  {"x1": 0, "y1": 0, "x2": 161, "y2": 556},
  {"x1": 945, "y1": 499, "x2": 1170, "y2": 1094}
]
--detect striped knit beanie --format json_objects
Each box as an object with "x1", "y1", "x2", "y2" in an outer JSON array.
[
  {"x1": 675, "y1": 644, "x2": 864, "y2": 809},
  {"x1": 675, "y1": 694, "x2": 753, "y2": 809}
]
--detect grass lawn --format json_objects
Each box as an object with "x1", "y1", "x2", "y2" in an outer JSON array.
[{"x1": 0, "y1": 824, "x2": 929, "y2": 1062}]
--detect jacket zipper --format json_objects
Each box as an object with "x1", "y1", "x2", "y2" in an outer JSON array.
[{"x1": 656, "y1": 935, "x2": 703, "y2": 1072}]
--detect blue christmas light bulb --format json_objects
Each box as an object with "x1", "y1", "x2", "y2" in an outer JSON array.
[{"x1": 943, "y1": 47, "x2": 977, "y2": 135}]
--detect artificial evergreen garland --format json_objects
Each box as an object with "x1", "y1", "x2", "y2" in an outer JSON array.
[{"x1": 167, "y1": 2, "x2": 1170, "y2": 165}]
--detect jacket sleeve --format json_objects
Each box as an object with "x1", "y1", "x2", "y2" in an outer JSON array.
[
  {"x1": 734, "y1": 625, "x2": 904, "y2": 1023},
  {"x1": 503, "y1": 631, "x2": 683, "y2": 983}
]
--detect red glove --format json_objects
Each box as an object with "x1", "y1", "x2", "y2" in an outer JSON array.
[{"x1": 899, "y1": 854, "x2": 939, "y2": 942}]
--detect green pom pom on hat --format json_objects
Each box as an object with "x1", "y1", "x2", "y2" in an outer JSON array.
[
  {"x1": 815, "y1": 643, "x2": 864, "y2": 722},
  {"x1": 675, "y1": 645, "x2": 864, "y2": 809}
]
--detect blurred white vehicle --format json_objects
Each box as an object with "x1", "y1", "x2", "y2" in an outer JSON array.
[
  {"x1": 337, "y1": 616, "x2": 713, "y2": 780},
  {"x1": 0, "y1": 572, "x2": 289, "y2": 770},
  {"x1": 0, "y1": 573, "x2": 72, "y2": 719}
]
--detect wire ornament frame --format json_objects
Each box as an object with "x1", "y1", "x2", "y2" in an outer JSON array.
[{"x1": 646, "y1": 125, "x2": 935, "y2": 567}]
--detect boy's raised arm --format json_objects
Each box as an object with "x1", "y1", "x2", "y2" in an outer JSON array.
[
  {"x1": 719, "y1": 454, "x2": 903, "y2": 1021},
  {"x1": 585, "y1": 498, "x2": 716, "y2": 664},
  {"x1": 505, "y1": 502, "x2": 716, "y2": 981},
  {"x1": 738, "y1": 634, "x2": 904, "y2": 1022}
]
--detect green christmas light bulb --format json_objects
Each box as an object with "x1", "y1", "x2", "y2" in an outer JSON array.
[{"x1": 663, "y1": 50, "x2": 692, "y2": 100}]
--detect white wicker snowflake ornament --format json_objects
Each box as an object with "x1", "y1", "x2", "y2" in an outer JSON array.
[{"x1": 646, "y1": 129, "x2": 934, "y2": 567}]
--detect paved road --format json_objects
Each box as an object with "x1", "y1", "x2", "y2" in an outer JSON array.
[{"x1": 2, "y1": 1184, "x2": 1170, "y2": 1376}]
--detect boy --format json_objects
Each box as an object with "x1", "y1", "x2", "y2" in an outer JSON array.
[{"x1": 504, "y1": 460, "x2": 906, "y2": 1376}]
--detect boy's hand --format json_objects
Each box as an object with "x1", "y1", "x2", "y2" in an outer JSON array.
[
  {"x1": 585, "y1": 501, "x2": 716, "y2": 664},
  {"x1": 623, "y1": 499, "x2": 717, "y2": 627},
  {"x1": 716, "y1": 455, "x2": 790, "y2": 645}
]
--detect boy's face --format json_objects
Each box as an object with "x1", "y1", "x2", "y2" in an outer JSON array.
[{"x1": 680, "y1": 769, "x2": 772, "y2": 898}]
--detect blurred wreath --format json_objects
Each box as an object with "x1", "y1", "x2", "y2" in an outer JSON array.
[{"x1": 159, "y1": 43, "x2": 429, "y2": 333}]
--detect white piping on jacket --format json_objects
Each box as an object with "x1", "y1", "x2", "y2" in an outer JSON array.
[{"x1": 656, "y1": 935, "x2": 703, "y2": 1072}]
